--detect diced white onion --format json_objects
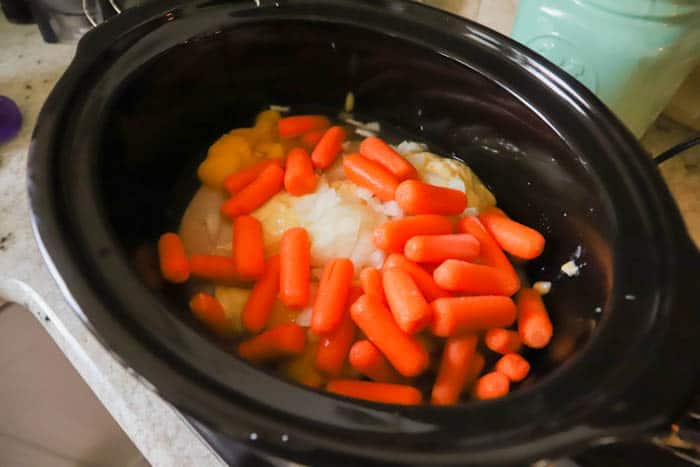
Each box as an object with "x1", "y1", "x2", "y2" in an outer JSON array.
[
  {"x1": 269, "y1": 105, "x2": 290, "y2": 112},
  {"x1": 533, "y1": 281, "x2": 552, "y2": 295},
  {"x1": 561, "y1": 260, "x2": 580, "y2": 277}
]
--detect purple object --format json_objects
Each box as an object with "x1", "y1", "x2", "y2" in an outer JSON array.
[{"x1": 0, "y1": 95, "x2": 22, "y2": 143}]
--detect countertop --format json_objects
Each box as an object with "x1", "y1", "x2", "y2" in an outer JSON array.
[{"x1": 1, "y1": 12, "x2": 698, "y2": 467}]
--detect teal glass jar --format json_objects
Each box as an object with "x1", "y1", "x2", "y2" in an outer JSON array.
[{"x1": 512, "y1": 0, "x2": 700, "y2": 137}]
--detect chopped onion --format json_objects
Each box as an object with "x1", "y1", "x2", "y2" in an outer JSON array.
[
  {"x1": 355, "y1": 128, "x2": 376, "y2": 138},
  {"x1": 533, "y1": 281, "x2": 552, "y2": 295},
  {"x1": 368, "y1": 249, "x2": 385, "y2": 268},
  {"x1": 380, "y1": 200, "x2": 403, "y2": 218},
  {"x1": 295, "y1": 307, "x2": 312, "y2": 327},
  {"x1": 269, "y1": 104, "x2": 290, "y2": 112},
  {"x1": 463, "y1": 207, "x2": 480, "y2": 216},
  {"x1": 561, "y1": 260, "x2": 580, "y2": 277},
  {"x1": 396, "y1": 140, "x2": 428, "y2": 155}
]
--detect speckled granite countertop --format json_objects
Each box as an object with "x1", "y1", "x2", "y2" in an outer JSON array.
[{"x1": 0, "y1": 12, "x2": 698, "y2": 467}]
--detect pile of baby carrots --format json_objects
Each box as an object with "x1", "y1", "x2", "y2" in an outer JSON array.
[{"x1": 157, "y1": 113, "x2": 552, "y2": 405}]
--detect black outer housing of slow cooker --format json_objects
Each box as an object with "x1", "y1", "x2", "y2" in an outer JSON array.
[{"x1": 27, "y1": 1, "x2": 700, "y2": 465}]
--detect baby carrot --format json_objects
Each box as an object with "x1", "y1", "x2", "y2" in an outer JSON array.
[
  {"x1": 342, "y1": 153, "x2": 399, "y2": 202},
  {"x1": 404, "y1": 233, "x2": 480, "y2": 264},
  {"x1": 315, "y1": 311, "x2": 355, "y2": 376},
  {"x1": 395, "y1": 180, "x2": 467, "y2": 216},
  {"x1": 190, "y1": 254, "x2": 238, "y2": 283},
  {"x1": 301, "y1": 129, "x2": 325, "y2": 150},
  {"x1": 311, "y1": 258, "x2": 355, "y2": 334},
  {"x1": 278, "y1": 115, "x2": 330, "y2": 138},
  {"x1": 279, "y1": 227, "x2": 311, "y2": 308},
  {"x1": 374, "y1": 215, "x2": 453, "y2": 252},
  {"x1": 189, "y1": 292, "x2": 234, "y2": 338},
  {"x1": 495, "y1": 353, "x2": 531, "y2": 383},
  {"x1": 326, "y1": 380, "x2": 422, "y2": 405},
  {"x1": 223, "y1": 159, "x2": 284, "y2": 194},
  {"x1": 233, "y1": 215, "x2": 265, "y2": 280},
  {"x1": 464, "y1": 352, "x2": 486, "y2": 390},
  {"x1": 360, "y1": 267, "x2": 385, "y2": 303},
  {"x1": 457, "y1": 216, "x2": 519, "y2": 282},
  {"x1": 431, "y1": 334, "x2": 478, "y2": 405},
  {"x1": 311, "y1": 126, "x2": 346, "y2": 169},
  {"x1": 383, "y1": 253, "x2": 450, "y2": 302},
  {"x1": 359, "y1": 136, "x2": 417, "y2": 181},
  {"x1": 479, "y1": 207, "x2": 545, "y2": 260},
  {"x1": 431, "y1": 296, "x2": 517, "y2": 337},
  {"x1": 348, "y1": 340, "x2": 401, "y2": 383},
  {"x1": 238, "y1": 323, "x2": 306, "y2": 363},
  {"x1": 284, "y1": 147, "x2": 317, "y2": 196},
  {"x1": 382, "y1": 267, "x2": 432, "y2": 334},
  {"x1": 516, "y1": 288, "x2": 553, "y2": 349},
  {"x1": 472, "y1": 372, "x2": 510, "y2": 400},
  {"x1": 350, "y1": 294, "x2": 429, "y2": 377},
  {"x1": 433, "y1": 259, "x2": 520, "y2": 296},
  {"x1": 484, "y1": 328, "x2": 521, "y2": 355},
  {"x1": 221, "y1": 164, "x2": 285, "y2": 218},
  {"x1": 158, "y1": 233, "x2": 190, "y2": 283},
  {"x1": 242, "y1": 255, "x2": 281, "y2": 333},
  {"x1": 348, "y1": 284, "x2": 364, "y2": 307}
]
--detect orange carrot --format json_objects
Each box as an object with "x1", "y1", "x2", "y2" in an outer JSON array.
[
  {"x1": 374, "y1": 215, "x2": 453, "y2": 252},
  {"x1": 395, "y1": 180, "x2": 467, "y2": 215},
  {"x1": 516, "y1": 288, "x2": 553, "y2": 349},
  {"x1": 315, "y1": 311, "x2": 355, "y2": 375},
  {"x1": 350, "y1": 295, "x2": 429, "y2": 377},
  {"x1": 359, "y1": 267, "x2": 385, "y2": 303},
  {"x1": 301, "y1": 129, "x2": 326, "y2": 149},
  {"x1": 495, "y1": 353, "x2": 530, "y2": 382},
  {"x1": 342, "y1": 153, "x2": 399, "y2": 202},
  {"x1": 233, "y1": 215, "x2": 265, "y2": 280},
  {"x1": 433, "y1": 259, "x2": 520, "y2": 296},
  {"x1": 223, "y1": 159, "x2": 284, "y2": 194},
  {"x1": 221, "y1": 164, "x2": 285, "y2": 218},
  {"x1": 348, "y1": 340, "x2": 401, "y2": 383},
  {"x1": 284, "y1": 147, "x2": 317, "y2": 196},
  {"x1": 472, "y1": 372, "x2": 510, "y2": 400},
  {"x1": 383, "y1": 253, "x2": 450, "y2": 302},
  {"x1": 404, "y1": 233, "x2": 480, "y2": 264},
  {"x1": 278, "y1": 115, "x2": 330, "y2": 138},
  {"x1": 238, "y1": 323, "x2": 306, "y2": 362},
  {"x1": 242, "y1": 255, "x2": 281, "y2": 333},
  {"x1": 382, "y1": 267, "x2": 432, "y2": 334},
  {"x1": 348, "y1": 285, "x2": 364, "y2": 307},
  {"x1": 431, "y1": 334, "x2": 478, "y2": 405},
  {"x1": 359, "y1": 136, "x2": 417, "y2": 181},
  {"x1": 189, "y1": 292, "x2": 233, "y2": 338},
  {"x1": 279, "y1": 227, "x2": 311, "y2": 308},
  {"x1": 464, "y1": 352, "x2": 486, "y2": 390},
  {"x1": 189, "y1": 254, "x2": 238, "y2": 283},
  {"x1": 431, "y1": 296, "x2": 517, "y2": 337},
  {"x1": 457, "y1": 216, "x2": 519, "y2": 282},
  {"x1": 311, "y1": 258, "x2": 355, "y2": 334},
  {"x1": 311, "y1": 126, "x2": 346, "y2": 169},
  {"x1": 158, "y1": 233, "x2": 190, "y2": 283},
  {"x1": 484, "y1": 328, "x2": 521, "y2": 355},
  {"x1": 479, "y1": 207, "x2": 545, "y2": 260},
  {"x1": 326, "y1": 380, "x2": 422, "y2": 405}
]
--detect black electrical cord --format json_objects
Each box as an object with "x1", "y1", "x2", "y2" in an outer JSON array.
[{"x1": 654, "y1": 135, "x2": 700, "y2": 165}]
